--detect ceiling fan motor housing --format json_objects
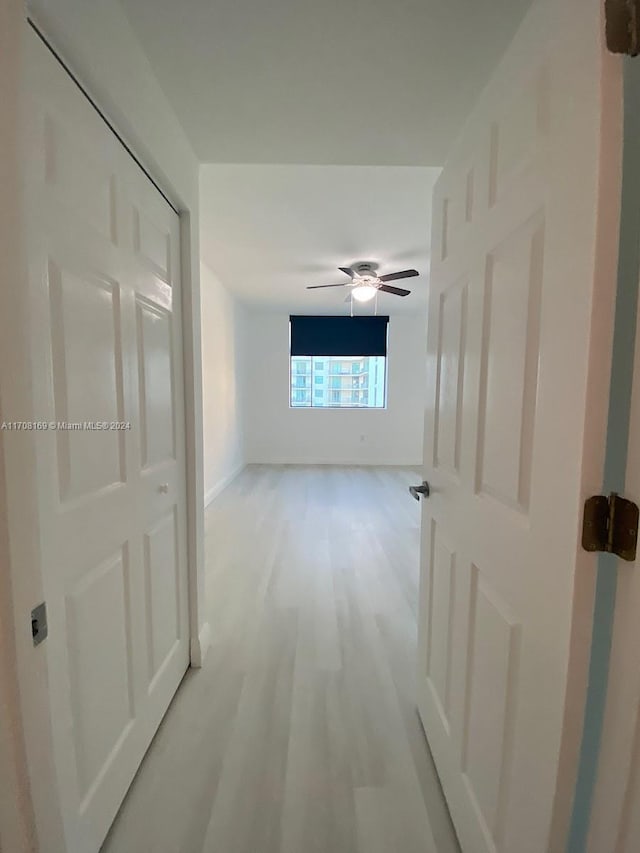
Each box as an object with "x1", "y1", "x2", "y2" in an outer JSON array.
[{"x1": 352, "y1": 262, "x2": 379, "y2": 278}]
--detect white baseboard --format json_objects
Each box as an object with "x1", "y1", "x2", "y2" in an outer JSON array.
[{"x1": 204, "y1": 462, "x2": 245, "y2": 508}]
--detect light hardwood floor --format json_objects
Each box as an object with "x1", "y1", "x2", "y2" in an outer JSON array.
[{"x1": 103, "y1": 465, "x2": 460, "y2": 853}]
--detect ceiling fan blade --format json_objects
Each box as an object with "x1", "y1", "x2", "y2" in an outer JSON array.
[
  {"x1": 338, "y1": 266, "x2": 356, "y2": 278},
  {"x1": 378, "y1": 269, "x2": 419, "y2": 282},
  {"x1": 378, "y1": 284, "x2": 411, "y2": 297},
  {"x1": 306, "y1": 283, "x2": 349, "y2": 289}
]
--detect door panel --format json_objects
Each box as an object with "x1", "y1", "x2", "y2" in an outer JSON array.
[
  {"x1": 417, "y1": 1, "x2": 621, "y2": 851},
  {"x1": 133, "y1": 204, "x2": 172, "y2": 284},
  {"x1": 43, "y1": 114, "x2": 117, "y2": 245},
  {"x1": 144, "y1": 509, "x2": 181, "y2": 685},
  {"x1": 49, "y1": 265, "x2": 126, "y2": 499},
  {"x1": 462, "y1": 571, "x2": 520, "y2": 841},
  {"x1": 477, "y1": 216, "x2": 543, "y2": 513},
  {"x1": 25, "y1": 30, "x2": 190, "y2": 853},
  {"x1": 426, "y1": 522, "x2": 456, "y2": 722},
  {"x1": 434, "y1": 280, "x2": 467, "y2": 478},
  {"x1": 136, "y1": 298, "x2": 175, "y2": 469},
  {"x1": 66, "y1": 549, "x2": 134, "y2": 799}
]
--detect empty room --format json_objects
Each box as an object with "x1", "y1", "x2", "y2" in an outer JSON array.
[{"x1": 3, "y1": 1, "x2": 640, "y2": 852}]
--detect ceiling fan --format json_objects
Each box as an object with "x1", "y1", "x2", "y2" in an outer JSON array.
[{"x1": 306, "y1": 262, "x2": 418, "y2": 303}]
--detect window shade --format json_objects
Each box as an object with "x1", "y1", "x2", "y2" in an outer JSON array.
[{"x1": 290, "y1": 315, "x2": 389, "y2": 357}]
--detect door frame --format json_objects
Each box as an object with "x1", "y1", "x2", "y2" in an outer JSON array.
[
  {"x1": 0, "y1": 6, "x2": 209, "y2": 851},
  {"x1": 582, "y1": 56, "x2": 640, "y2": 853}
]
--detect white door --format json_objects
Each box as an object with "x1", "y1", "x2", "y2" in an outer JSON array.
[
  {"x1": 416, "y1": 1, "x2": 622, "y2": 851},
  {"x1": 23, "y1": 29, "x2": 190, "y2": 852}
]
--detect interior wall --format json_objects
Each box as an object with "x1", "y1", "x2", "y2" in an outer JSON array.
[
  {"x1": 244, "y1": 311, "x2": 426, "y2": 466},
  {"x1": 200, "y1": 262, "x2": 247, "y2": 504}
]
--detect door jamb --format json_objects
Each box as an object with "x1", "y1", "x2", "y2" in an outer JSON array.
[{"x1": 576, "y1": 55, "x2": 640, "y2": 853}]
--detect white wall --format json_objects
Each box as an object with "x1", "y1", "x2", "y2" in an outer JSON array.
[
  {"x1": 244, "y1": 312, "x2": 426, "y2": 466},
  {"x1": 200, "y1": 262, "x2": 247, "y2": 504}
]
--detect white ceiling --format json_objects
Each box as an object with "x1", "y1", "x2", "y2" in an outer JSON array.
[
  {"x1": 119, "y1": 0, "x2": 533, "y2": 166},
  {"x1": 199, "y1": 164, "x2": 440, "y2": 315},
  {"x1": 117, "y1": 0, "x2": 532, "y2": 313}
]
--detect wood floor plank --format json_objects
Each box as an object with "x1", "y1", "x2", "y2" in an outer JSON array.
[{"x1": 102, "y1": 465, "x2": 460, "y2": 853}]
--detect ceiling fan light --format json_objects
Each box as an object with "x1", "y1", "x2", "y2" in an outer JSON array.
[{"x1": 352, "y1": 285, "x2": 377, "y2": 303}]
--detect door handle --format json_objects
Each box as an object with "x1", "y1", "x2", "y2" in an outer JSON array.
[
  {"x1": 409, "y1": 480, "x2": 431, "y2": 501},
  {"x1": 158, "y1": 483, "x2": 169, "y2": 494}
]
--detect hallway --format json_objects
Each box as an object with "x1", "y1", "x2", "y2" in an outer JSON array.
[{"x1": 103, "y1": 466, "x2": 459, "y2": 853}]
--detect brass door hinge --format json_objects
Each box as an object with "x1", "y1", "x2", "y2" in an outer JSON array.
[{"x1": 582, "y1": 493, "x2": 639, "y2": 561}]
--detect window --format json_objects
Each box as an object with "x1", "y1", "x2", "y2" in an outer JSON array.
[
  {"x1": 290, "y1": 355, "x2": 386, "y2": 408},
  {"x1": 292, "y1": 386, "x2": 311, "y2": 406},
  {"x1": 289, "y1": 315, "x2": 388, "y2": 409}
]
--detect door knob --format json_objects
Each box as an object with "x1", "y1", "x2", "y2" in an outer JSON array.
[
  {"x1": 409, "y1": 480, "x2": 431, "y2": 501},
  {"x1": 158, "y1": 483, "x2": 169, "y2": 494}
]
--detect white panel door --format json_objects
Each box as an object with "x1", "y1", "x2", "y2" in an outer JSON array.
[
  {"x1": 416, "y1": 1, "x2": 621, "y2": 852},
  {"x1": 24, "y1": 30, "x2": 190, "y2": 853}
]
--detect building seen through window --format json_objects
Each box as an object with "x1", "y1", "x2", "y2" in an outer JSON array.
[{"x1": 290, "y1": 355, "x2": 386, "y2": 408}]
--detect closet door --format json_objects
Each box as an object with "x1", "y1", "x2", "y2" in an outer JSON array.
[{"x1": 24, "y1": 28, "x2": 189, "y2": 853}]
